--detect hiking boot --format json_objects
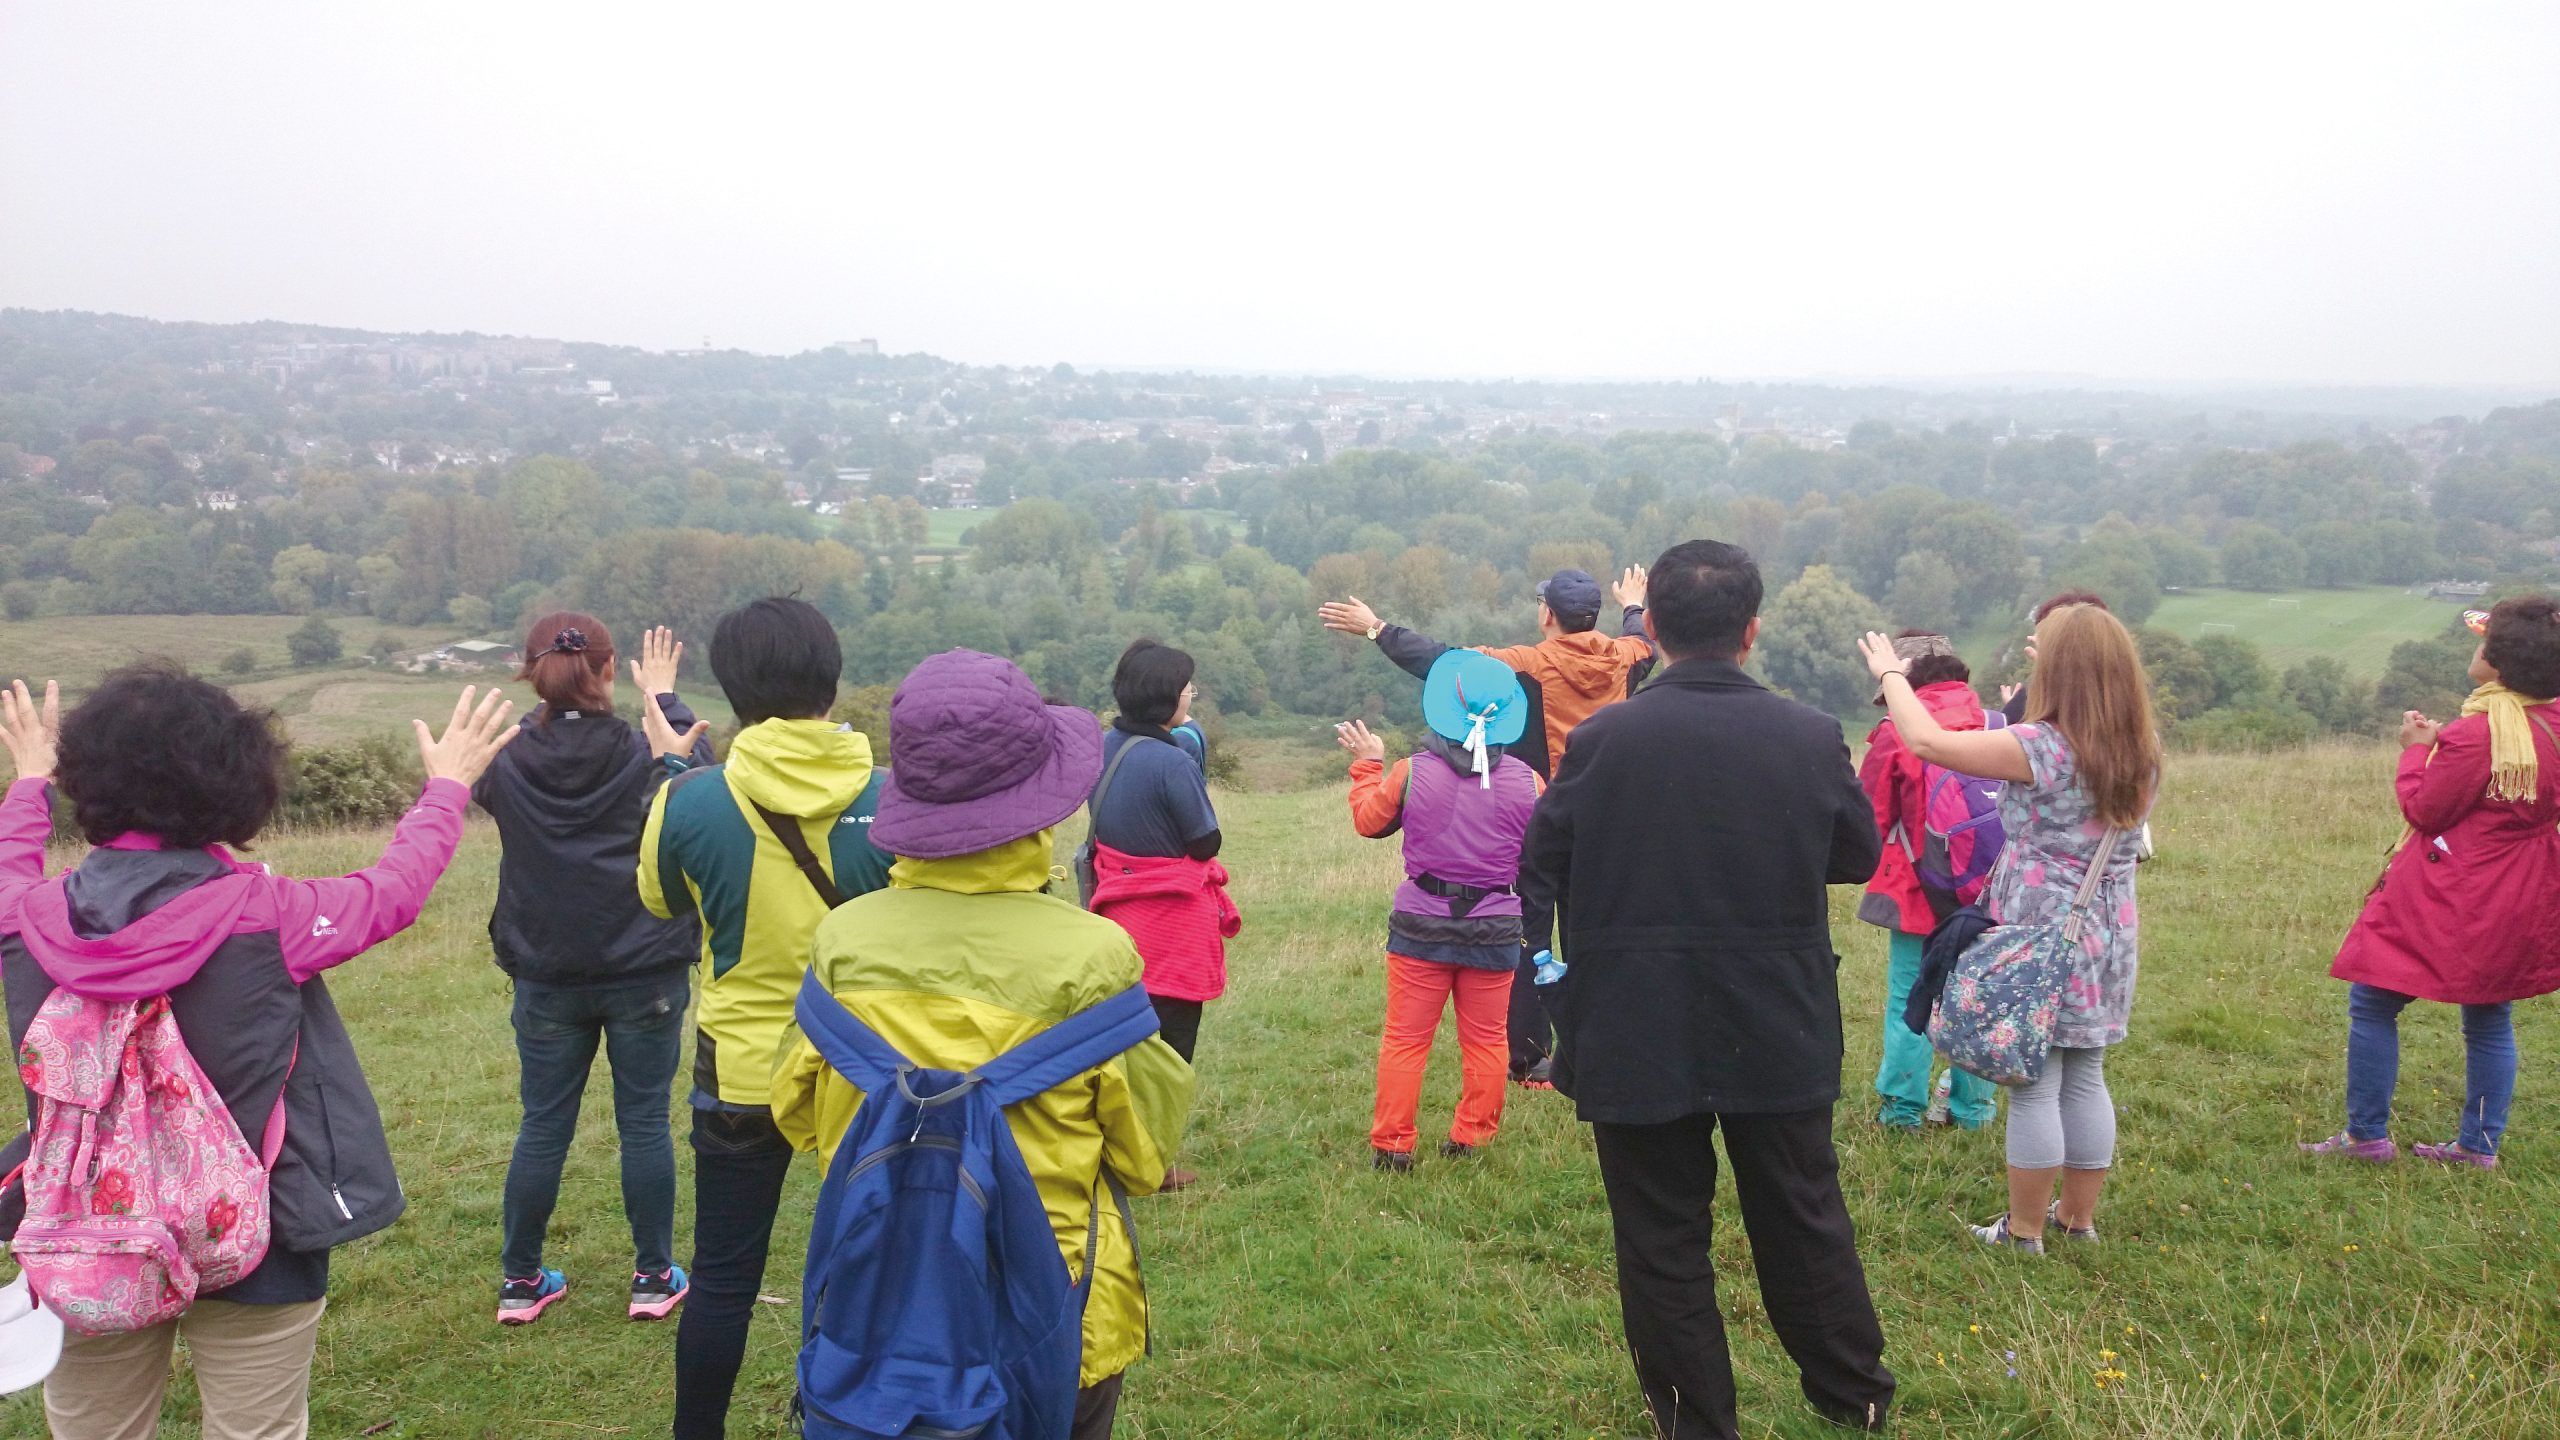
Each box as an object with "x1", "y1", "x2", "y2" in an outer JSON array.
[
  {"x1": 2411, "y1": 1140, "x2": 2499, "y2": 1171},
  {"x1": 629, "y1": 1265, "x2": 689, "y2": 1321},
  {"x1": 1515, "y1": 1058, "x2": 1556, "y2": 1092},
  {"x1": 1371, "y1": 1148, "x2": 1415, "y2": 1174},
  {"x1": 1439, "y1": 1140, "x2": 1480, "y2": 1160},
  {"x1": 2044, "y1": 1200, "x2": 2098, "y2": 1244},
  {"x1": 2299, "y1": 1131, "x2": 2399, "y2": 1163},
  {"x1": 1967, "y1": 1214, "x2": 2044, "y2": 1255},
  {"x1": 497, "y1": 1269, "x2": 567, "y2": 1325}
]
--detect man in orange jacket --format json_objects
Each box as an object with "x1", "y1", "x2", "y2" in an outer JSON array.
[
  {"x1": 1320, "y1": 565, "x2": 1656, "y2": 1090},
  {"x1": 1319, "y1": 565, "x2": 1655, "y2": 773}
]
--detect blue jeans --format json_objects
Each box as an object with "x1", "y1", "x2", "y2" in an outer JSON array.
[
  {"x1": 1877, "y1": 930, "x2": 1998, "y2": 1128},
  {"x1": 2345, "y1": 983, "x2": 2517, "y2": 1155},
  {"x1": 499, "y1": 971, "x2": 687, "y2": 1278}
]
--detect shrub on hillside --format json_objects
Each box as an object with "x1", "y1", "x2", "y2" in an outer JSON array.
[
  {"x1": 2173, "y1": 704, "x2": 2322, "y2": 751},
  {"x1": 219, "y1": 647, "x2": 259, "y2": 676},
  {"x1": 830, "y1": 684, "x2": 894, "y2": 752},
  {"x1": 283, "y1": 736, "x2": 420, "y2": 828},
  {"x1": 0, "y1": 581, "x2": 38, "y2": 622},
  {"x1": 287, "y1": 614, "x2": 344, "y2": 667}
]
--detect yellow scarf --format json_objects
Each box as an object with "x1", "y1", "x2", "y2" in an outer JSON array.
[{"x1": 2458, "y1": 682, "x2": 2549, "y2": 803}]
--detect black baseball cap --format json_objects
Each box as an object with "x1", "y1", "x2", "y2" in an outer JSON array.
[{"x1": 1536, "y1": 569, "x2": 1604, "y2": 624}]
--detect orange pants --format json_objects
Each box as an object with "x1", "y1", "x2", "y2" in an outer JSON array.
[{"x1": 1371, "y1": 953, "x2": 1511, "y2": 1154}]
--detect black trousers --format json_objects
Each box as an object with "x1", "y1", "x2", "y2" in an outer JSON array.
[
  {"x1": 1591, "y1": 1108, "x2": 1894, "y2": 1440},
  {"x1": 1150, "y1": 994, "x2": 1203, "y2": 1066},
  {"x1": 1071, "y1": 1372, "x2": 1125, "y2": 1440},
  {"x1": 673, "y1": 1107, "x2": 797, "y2": 1439}
]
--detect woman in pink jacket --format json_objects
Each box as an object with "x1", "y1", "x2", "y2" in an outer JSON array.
[{"x1": 2304, "y1": 597, "x2": 2560, "y2": 1170}]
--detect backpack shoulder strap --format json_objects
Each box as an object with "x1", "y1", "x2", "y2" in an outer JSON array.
[
  {"x1": 792, "y1": 970, "x2": 912, "y2": 1094},
  {"x1": 974, "y1": 985, "x2": 1161, "y2": 1107},
  {"x1": 748, "y1": 799, "x2": 842, "y2": 909}
]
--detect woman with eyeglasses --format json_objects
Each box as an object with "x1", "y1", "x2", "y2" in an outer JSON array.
[{"x1": 1085, "y1": 640, "x2": 1237, "y2": 1190}]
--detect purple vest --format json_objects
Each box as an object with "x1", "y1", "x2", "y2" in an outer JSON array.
[{"x1": 1393, "y1": 751, "x2": 1538, "y2": 924}]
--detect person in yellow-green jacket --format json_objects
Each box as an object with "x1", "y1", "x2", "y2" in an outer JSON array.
[
  {"x1": 772, "y1": 648, "x2": 1195, "y2": 1440},
  {"x1": 633, "y1": 597, "x2": 894, "y2": 1440}
]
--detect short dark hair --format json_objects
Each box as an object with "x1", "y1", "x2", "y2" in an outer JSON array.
[
  {"x1": 710, "y1": 597, "x2": 841, "y2": 724},
  {"x1": 56, "y1": 663, "x2": 286, "y2": 849},
  {"x1": 1112, "y1": 639, "x2": 1194, "y2": 727},
  {"x1": 1893, "y1": 628, "x2": 1973, "y2": 689},
  {"x1": 2033, "y1": 589, "x2": 2110, "y2": 624},
  {"x1": 1646, "y1": 540, "x2": 1762, "y2": 660},
  {"x1": 2484, "y1": 594, "x2": 2560, "y2": 699}
]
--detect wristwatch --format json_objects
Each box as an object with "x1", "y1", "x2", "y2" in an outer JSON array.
[{"x1": 1365, "y1": 621, "x2": 1384, "y2": 641}]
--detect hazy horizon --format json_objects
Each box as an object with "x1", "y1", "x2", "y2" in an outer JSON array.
[{"x1": 6, "y1": 4, "x2": 2557, "y2": 389}]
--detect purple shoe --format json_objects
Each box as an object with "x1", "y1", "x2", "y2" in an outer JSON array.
[
  {"x1": 2410, "y1": 1140, "x2": 2498, "y2": 1171},
  {"x1": 2299, "y1": 1131, "x2": 2399, "y2": 1163}
]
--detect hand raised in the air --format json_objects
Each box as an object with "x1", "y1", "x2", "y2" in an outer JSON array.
[
  {"x1": 1334, "y1": 718, "x2": 1387, "y2": 765},
  {"x1": 630, "y1": 626, "x2": 685, "y2": 696},
  {"x1": 1856, "y1": 631, "x2": 1907, "y2": 682},
  {"x1": 643, "y1": 690, "x2": 712, "y2": 763},
  {"x1": 1614, "y1": 565, "x2": 1648, "y2": 609},
  {"x1": 1318, "y1": 596, "x2": 1382, "y2": 637},
  {"x1": 414, "y1": 686, "x2": 519, "y2": 787},
  {"x1": 2, "y1": 679, "x2": 60, "y2": 781}
]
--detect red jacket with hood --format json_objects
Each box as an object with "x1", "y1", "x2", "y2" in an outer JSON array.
[
  {"x1": 2330, "y1": 706, "x2": 2560, "y2": 1004},
  {"x1": 1856, "y1": 681, "x2": 1989, "y2": 935}
]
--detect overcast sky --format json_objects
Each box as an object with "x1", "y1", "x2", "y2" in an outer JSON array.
[{"x1": 5, "y1": 3, "x2": 2556, "y2": 388}]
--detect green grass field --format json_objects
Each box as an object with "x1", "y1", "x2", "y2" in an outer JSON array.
[
  {"x1": 4, "y1": 739, "x2": 2558, "y2": 1437},
  {"x1": 2148, "y1": 587, "x2": 2458, "y2": 678}
]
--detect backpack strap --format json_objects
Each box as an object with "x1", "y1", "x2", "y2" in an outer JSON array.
[
  {"x1": 792, "y1": 970, "x2": 914, "y2": 1095},
  {"x1": 748, "y1": 800, "x2": 842, "y2": 909},
  {"x1": 974, "y1": 985, "x2": 1161, "y2": 1108},
  {"x1": 1086, "y1": 734, "x2": 1149, "y2": 826}
]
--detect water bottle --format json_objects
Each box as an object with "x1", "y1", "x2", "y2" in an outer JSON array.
[
  {"x1": 1926, "y1": 1070, "x2": 1953, "y2": 1126},
  {"x1": 1532, "y1": 949, "x2": 1567, "y2": 986}
]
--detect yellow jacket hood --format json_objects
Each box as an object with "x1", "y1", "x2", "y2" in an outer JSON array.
[{"x1": 726, "y1": 718, "x2": 875, "y2": 818}]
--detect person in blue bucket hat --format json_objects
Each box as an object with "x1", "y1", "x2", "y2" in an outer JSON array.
[{"x1": 1337, "y1": 651, "x2": 1544, "y2": 1170}]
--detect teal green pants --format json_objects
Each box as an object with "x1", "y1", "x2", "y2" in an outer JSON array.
[{"x1": 1877, "y1": 929, "x2": 1999, "y2": 1128}]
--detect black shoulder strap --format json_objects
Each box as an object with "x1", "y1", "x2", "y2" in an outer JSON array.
[
  {"x1": 1087, "y1": 733, "x2": 1148, "y2": 819},
  {"x1": 748, "y1": 799, "x2": 842, "y2": 909}
]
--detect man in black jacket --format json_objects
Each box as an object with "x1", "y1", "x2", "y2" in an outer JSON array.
[{"x1": 1523, "y1": 539, "x2": 1893, "y2": 1439}]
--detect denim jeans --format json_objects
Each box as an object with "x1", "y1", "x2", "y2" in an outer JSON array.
[
  {"x1": 500, "y1": 971, "x2": 687, "y2": 1279},
  {"x1": 672, "y1": 1106, "x2": 797, "y2": 1439},
  {"x1": 1875, "y1": 930, "x2": 1997, "y2": 1128},
  {"x1": 2345, "y1": 982, "x2": 2517, "y2": 1155}
]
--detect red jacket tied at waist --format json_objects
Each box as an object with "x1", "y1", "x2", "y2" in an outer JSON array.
[
  {"x1": 2331, "y1": 707, "x2": 2560, "y2": 1005},
  {"x1": 1089, "y1": 842, "x2": 1241, "y2": 1003}
]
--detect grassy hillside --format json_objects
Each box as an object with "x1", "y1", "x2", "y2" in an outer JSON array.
[
  {"x1": 2148, "y1": 586, "x2": 2457, "y2": 678},
  {"x1": 4, "y1": 741, "x2": 2557, "y2": 1437}
]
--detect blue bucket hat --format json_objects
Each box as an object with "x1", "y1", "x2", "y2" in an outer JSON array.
[{"x1": 1423, "y1": 650, "x2": 1528, "y2": 750}]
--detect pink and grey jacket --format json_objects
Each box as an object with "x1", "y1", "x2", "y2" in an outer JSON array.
[{"x1": 0, "y1": 775, "x2": 468, "y2": 1297}]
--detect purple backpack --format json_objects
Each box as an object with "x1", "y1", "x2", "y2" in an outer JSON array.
[{"x1": 1912, "y1": 714, "x2": 2008, "y2": 906}]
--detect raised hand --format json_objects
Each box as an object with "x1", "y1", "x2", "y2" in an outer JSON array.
[
  {"x1": 1614, "y1": 565, "x2": 1648, "y2": 609},
  {"x1": 1334, "y1": 718, "x2": 1386, "y2": 764},
  {"x1": 413, "y1": 685, "x2": 519, "y2": 787},
  {"x1": 642, "y1": 690, "x2": 712, "y2": 763},
  {"x1": 2397, "y1": 710, "x2": 2441, "y2": 750},
  {"x1": 630, "y1": 625, "x2": 684, "y2": 696},
  {"x1": 1857, "y1": 631, "x2": 1906, "y2": 682},
  {"x1": 2, "y1": 679, "x2": 61, "y2": 781},
  {"x1": 1318, "y1": 596, "x2": 1382, "y2": 637}
]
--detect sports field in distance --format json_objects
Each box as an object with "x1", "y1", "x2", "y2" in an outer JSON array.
[
  {"x1": 5, "y1": 736, "x2": 2556, "y2": 1437},
  {"x1": 2147, "y1": 586, "x2": 2458, "y2": 678}
]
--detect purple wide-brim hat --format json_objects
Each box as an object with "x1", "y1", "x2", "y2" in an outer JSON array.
[{"x1": 871, "y1": 649, "x2": 1104, "y2": 860}]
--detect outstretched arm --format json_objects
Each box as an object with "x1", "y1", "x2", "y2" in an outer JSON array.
[
  {"x1": 1320, "y1": 595, "x2": 1452, "y2": 680},
  {"x1": 0, "y1": 680, "x2": 59, "y2": 891},
  {"x1": 1860, "y1": 633, "x2": 2032, "y2": 781}
]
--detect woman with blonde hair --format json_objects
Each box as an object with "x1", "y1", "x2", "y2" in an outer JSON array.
[{"x1": 1857, "y1": 602, "x2": 2160, "y2": 1254}]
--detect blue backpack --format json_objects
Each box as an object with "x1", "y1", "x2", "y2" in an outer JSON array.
[{"x1": 790, "y1": 971, "x2": 1162, "y2": 1440}]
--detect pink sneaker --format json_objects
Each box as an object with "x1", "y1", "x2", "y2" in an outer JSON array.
[
  {"x1": 2299, "y1": 1131, "x2": 2399, "y2": 1163},
  {"x1": 2410, "y1": 1140, "x2": 2499, "y2": 1171}
]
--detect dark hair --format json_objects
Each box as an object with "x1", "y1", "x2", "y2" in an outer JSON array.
[
  {"x1": 2033, "y1": 589, "x2": 2110, "y2": 624},
  {"x1": 710, "y1": 597, "x2": 841, "y2": 724},
  {"x1": 1892, "y1": 629, "x2": 1973, "y2": 689},
  {"x1": 1646, "y1": 540, "x2": 1762, "y2": 660},
  {"x1": 55, "y1": 663, "x2": 286, "y2": 849},
  {"x1": 1112, "y1": 639, "x2": 1195, "y2": 727},
  {"x1": 2484, "y1": 594, "x2": 2560, "y2": 700},
  {"x1": 518, "y1": 611, "x2": 614, "y2": 720}
]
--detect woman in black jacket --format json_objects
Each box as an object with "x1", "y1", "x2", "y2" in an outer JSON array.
[{"x1": 474, "y1": 615, "x2": 714, "y2": 1326}]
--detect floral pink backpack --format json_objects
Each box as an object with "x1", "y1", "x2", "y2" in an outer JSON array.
[{"x1": 11, "y1": 988, "x2": 285, "y2": 1336}]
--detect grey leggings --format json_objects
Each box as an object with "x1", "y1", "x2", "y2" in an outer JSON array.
[{"x1": 2006, "y1": 1045, "x2": 2114, "y2": 1170}]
